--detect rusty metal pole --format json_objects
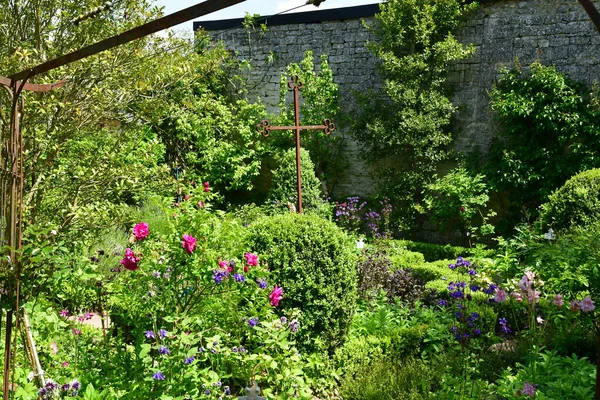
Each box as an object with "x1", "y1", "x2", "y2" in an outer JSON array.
[
  {"x1": 292, "y1": 81, "x2": 303, "y2": 214},
  {"x1": 578, "y1": 0, "x2": 600, "y2": 33},
  {"x1": 255, "y1": 76, "x2": 335, "y2": 214}
]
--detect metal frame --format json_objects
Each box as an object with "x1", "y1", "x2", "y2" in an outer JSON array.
[{"x1": 0, "y1": 1, "x2": 246, "y2": 398}]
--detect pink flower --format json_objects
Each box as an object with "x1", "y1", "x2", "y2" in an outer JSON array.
[
  {"x1": 197, "y1": 201, "x2": 205, "y2": 209},
  {"x1": 527, "y1": 290, "x2": 540, "y2": 304},
  {"x1": 511, "y1": 292, "x2": 523, "y2": 302},
  {"x1": 184, "y1": 194, "x2": 190, "y2": 201},
  {"x1": 133, "y1": 222, "x2": 149, "y2": 240},
  {"x1": 269, "y1": 285, "x2": 283, "y2": 307},
  {"x1": 50, "y1": 342, "x2": 59, "y2": 354},
  {"x1": 519, "y1": 275, "x2": 532, "y2": 292},
  {"x1": 218, "y1": 260, "x2": 232, "y2": 272},
  {"x1": 581, "y1": 296, "x2": 595, "y2": 313},
  {"x1": 182, "y1": 234, "x2": 197, "y2": 254},
  {"x1": 522, "y1": 382, "x2": 537, "y2": 397},
  {"x1": 244, "y1": 253, "x2": 258, "y2": 267},
  {"x1": 61, "y1": 361, "x2": 69, "y2": 368},
  {"x1": 494, "y1": 289, "x2": 508, "y2": 303},
  {"x1": 570, "y1": 301, "x2": 581, "y2": 312},
  {"x1": 553, "y1": 294, "x2": 564, "y2": 307},
  {"x1": 203, "y1": 182, "x2": 210, "y2": 192},
  {"x1": 59, "y1": 309, "x2": 69, "y2": 317},
  {"x1": 73, "y1": 328, "x2": 81, "y2": 335},
  {"x1": 120, "y1": 248, "x2": 140, "y2": 271}
]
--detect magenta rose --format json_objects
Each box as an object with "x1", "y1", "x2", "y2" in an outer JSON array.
[
  {"x1": 133, "y1": 222, "x2": 149, "y2": 240},
  {"x1": 182, "y1": 234, "x2": 197, "y2": 254},
  {"x1": 269, "y1": 285, "x2": 283, "y2": 307},
  {"x1": 120, "y1": 248, "x2": 140, "y2": 271},
  {"x1": 244, "y1": 252, "x2": 258, "y2": 267}
]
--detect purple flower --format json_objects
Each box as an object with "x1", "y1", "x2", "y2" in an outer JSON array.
[
  {"x1": 289, "y1": 319, "x2": 300, "y2": 332},
  {"x1": 469, "y1": 284, "x2": 480, "y2": 292},
  {"x1": 159, "y1": 329, "x2": 168, "y2": 339},
  {"x1": 474, "y1": 329, "x2": 481, "y2": 336},
  {"x1": 248, "y1": 317, "x2": 259, "y2": 327},
  {"x1": 158, "y1": 346, "x2": 170, "y2": 355},
  {"x1": 184, "y1": 356, "x2": 195, "y2": 365},
  {"x1": 204, "y1": 390, "x2": 211, "y2": 395},
  {"x1": 256, "y1": 278, "x2": 267, "y2": 289},
  {"x1": 153, "y1": 271, "x2": 161, "y2": 278},
  {"x1": 70, "y1": 380, "x2": 80, "y2": 391},
  {"x1": 522, "y1": 382, "x2": 537, "y2": 397},
  {"x1": 234, "y1": 273, "x2": 245, "y2": 282},
  {"x1": 153, "y1": 371, "x2": 165, "y2": 380},
  {"x1": 145, "y1": 330, "x2": 155, "y2": 339},
  {"x1": 232, "y1": 346, "x2": 239, "y2": 353},
  {"x1": 61, "y1": 383, "x2": 70, "y2": 392},
  {"x1": 213, "y1": 270, "x2": 229, "y2": 284},
  {"x1": 224, "y1": 386, "x2": 231, "y2": 395},
  {"x1": 438, "y1": 300, "x2": 448, "y2": 307},
  {"x1": 59, "y1": 309, "x2": 69, "y2": 317}
]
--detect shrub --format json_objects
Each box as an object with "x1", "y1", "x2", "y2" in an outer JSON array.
[
  {"x1": 247, "y1": 213, "x2": 358, "y2": 353},
  {"x1": 267, "y1": 148, "x2": 323, "y2": 211},
  {"x1": 389, "y1": 251, "x2": 425, "y2": 271},
  {"x1": 540, "y1": 168, "x2": 600, "y2": 231},
  {"x1": 357, "y1": 250, "x2": 394, "y2": 301},
  {"x1": 395, "y1": 240, "x2": 493, "y2": 262}
]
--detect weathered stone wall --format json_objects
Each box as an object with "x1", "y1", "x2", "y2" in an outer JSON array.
[
  {"x1": 199, "y1": 0, "x2": 600, "y2": 198},
  {"x1": 451, "y1": 0, "x2": 600, "y2": 153}
]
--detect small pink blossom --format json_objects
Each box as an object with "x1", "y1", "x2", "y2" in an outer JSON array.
[
  {"x1": 527, "y1": 290, "x2": 540, "y2": 304},
  {"x1": 73, "y1": 328, "x2": 81, "y2": 335},
  {"x1": 219, "y1": 261, "x2": 229, "y2": 270},
  {"x1": 522, "y1": 382, "x2": 537, "y2": 397},
  {"x1": 61, "y1": 361, "x2": 69, "y2": 368},
  {"x1": 269, "y1": 285, "x2": 283, "y2": 307},
  {"x1": 182, "y1": 234, "x2": 197, "y2": 254},
  {"x1": 244, "y1": 253, "x2": 258, "y2": 267},
  {"x1": 133, "y1": 222, "x2": 149, "y2": 241},
  {"x1": 120, "y1": 248, "x2": 140, "y2": 271},
  {"x1": 184, "y1": 194, "x2": 190, "y2": 201},
  {"x1": 59, "y1": 309, "x2": 69, "y2": 317},
  {"x1": 494, "y1": 289, "x2": 508, "y2": 303},
  {"x1": 203, "y1": 182, "x2": 210, "y2": 192},
  {"x1": 581, "y1": 296, "x2": 595, "y2": 313},
  {"x1": 511, "y1": 292, "x2": 523, "y2": 302},
  {"x1": 519, "y1": 275, "x2": 532, "y2": 292},
  {"x1": 50, "y1": 342, "x2": 59, "y2": 354},
  {"x1": 553, "y1": 294, "x2": 564, "y2": 307},
  {"x1": 197, "y1": 201, "x2": 205, "y2": 209}
]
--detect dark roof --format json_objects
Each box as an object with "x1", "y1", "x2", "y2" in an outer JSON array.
[{"x1": 194, "y1": 3, "x2": 380, "y2": 31}]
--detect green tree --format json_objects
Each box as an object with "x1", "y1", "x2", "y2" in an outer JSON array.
[{"x1": 352, "y1": 0, "x2": 476, "y2": 230}]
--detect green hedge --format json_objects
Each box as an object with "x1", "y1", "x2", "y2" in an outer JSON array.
[
  {"x1": 540, "y1": 168, "x2": 600, "y2": 231},
  {"x1": 389, "y1": 251, "x2": 425, "y2": 271},
  {"x1": 247, "y1": 213, "x2": 357, "y2": 354},
  {"x1": 394, "y1": 240, "x2": 493, "y2": 262}
]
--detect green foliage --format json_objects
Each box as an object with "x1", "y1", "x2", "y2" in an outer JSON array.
[
  {"x1": 273, "y1": 51, "x2": 344, "y2": 191},
  {"x1": 496, "y1": 351, "x2": 596, "y2": 400},
  {"x1": 341, "y1": 358, "x2": 434, "y2": 400},
  {"x1": 389, "y1": 250, "x2": 425, "y2": 270},
  {"x1": 267, "y1": 148, "x2": 323, "y2": 211},
  {"x1": 486, "y1": 61, "x2": 600, "y2": 225},
  {"x1": 353, "y1": 0, "x2": 476, "y2": 229},
  {"x1": 394, "y1": 240, "x2": 493, "y2": 262},
  {"x1": 422, "y1": 165, "x2": 496, "y2": 240},
  {"x1": 540, "y1": 168, "x2": 600, "y2": 231},
  {"x1": 247, "y1": 213, "x2": 358, "y2": 354}
]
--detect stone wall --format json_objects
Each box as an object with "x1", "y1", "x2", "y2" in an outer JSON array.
[{"x1": 197, "y1": 0, "x2": 600, "y2": 198}]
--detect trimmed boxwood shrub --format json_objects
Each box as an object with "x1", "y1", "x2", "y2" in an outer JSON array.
[
  {"x1": 389, "y1": 251, "x2": 425, "y2": 271},
  {"x1": 247, "y1": 213, "x2": 357, "y2": 353},
  {"x1": 394, "y1": 240, "x2": 493, "y2": 262},
  {"x1": 540, "y1": 168, "x2": 600, "y2": 231}
]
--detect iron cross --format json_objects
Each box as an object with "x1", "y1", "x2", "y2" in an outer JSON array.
[{"x1": 256, "y1": 75, "x2": 335, "y2": 214}]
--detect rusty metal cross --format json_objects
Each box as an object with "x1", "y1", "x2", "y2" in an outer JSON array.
[{"x1": 256, "y1": 75, "x2": 335, "y2": 214}]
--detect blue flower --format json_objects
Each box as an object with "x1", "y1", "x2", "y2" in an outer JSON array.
[
  {"x1": 248, "y1": 317, "x2": 259, "y2": 327},
  {"x1": 145, "y1": 330, "x2": 155, "y2": 339},
  {"x1": 234, "y1": 273, "x2": 245, "y2": 282},
  {"x1": 224, "y1": 386, "x2": 231, "y2": 395},
  {"x1": 153, "y1": 371, "x2": 165, "y2": 380},
  {"x1": 159, "y1": 329, "x2": 168, "y2": 339},
  {"x1": 256, "y1": 278, "x2": 267, "y2": 289},
  {"x1": 213, "y1": 270, "x2": 229, "y2": 284},
  {"x1": 184, "y1": 356, "x2": 195, "y2": 365},
  {"x1": 438, "y1": 300, "x2": 448, "y2": 307},
  {"x1": 158, "y1": 345, "x2": 170, "y2": 355}
]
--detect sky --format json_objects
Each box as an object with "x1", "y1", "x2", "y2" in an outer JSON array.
[{"x1": 155, "y1": 0, "x2": 382, "y2": 32}]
